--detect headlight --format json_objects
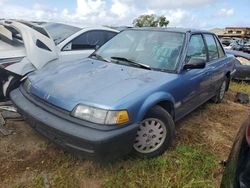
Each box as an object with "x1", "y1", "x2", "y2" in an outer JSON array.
[
  {"x1": 72, "y1": 104, "x2": 129, "y2": 125},
  {"x1": 23, "y1": 79, "x2": 31, "y2": 93}
]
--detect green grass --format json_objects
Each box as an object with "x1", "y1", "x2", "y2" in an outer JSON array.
[
  {"x1": 32, "y1": 176, "x2": 44, "y2": 188},
  {"x1": 101, "y1": 145, "x2": 217, "y2": 188},
  {"x1": 24, "y1": 144, "x2": 217, "y2": 188},
  {"x1": 230, "y1": 81, "x2": 250, "y2": 95}
]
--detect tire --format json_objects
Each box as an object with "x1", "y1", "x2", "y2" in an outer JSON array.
[
  {"x1": 132, "y1": 105, "x2": 175, "y2": 158},
  {"x1": 211, "y1": 77, "x2": 228, "y2": 103}
]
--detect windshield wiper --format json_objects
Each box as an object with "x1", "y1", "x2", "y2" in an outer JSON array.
[
  {"x1": 90, "y1": 54, "x2": 111, "y2": 63},
  {"x1": 111, "y1": 56, "x2": 151, "y2": 70}
]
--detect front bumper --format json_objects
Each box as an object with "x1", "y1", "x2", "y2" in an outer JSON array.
[{"x1": 10, "y1": 88, "x2": 139, "y2": 161}]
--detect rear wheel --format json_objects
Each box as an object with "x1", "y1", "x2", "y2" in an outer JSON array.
[
  {"x1": 132, "y1": 105, "x2": 175, "y2": 158},
  {"x1": 211, "y1": 78, "x2": 228, "y2": 103}
]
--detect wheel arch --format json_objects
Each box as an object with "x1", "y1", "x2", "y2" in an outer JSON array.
[
  {"x1": 225, "y1": 71, "x2": 231, "y2": 91},
  {"x1": 136, "y1": 92, "x2": 175, "y2": 122},
  {"x1": 156, "y1": 100, "x2": 175, "y2": 119}
]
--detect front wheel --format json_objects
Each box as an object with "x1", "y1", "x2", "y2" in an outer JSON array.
[{"x1": 132, "y1": 105, "x2": 175, "y2": 158}]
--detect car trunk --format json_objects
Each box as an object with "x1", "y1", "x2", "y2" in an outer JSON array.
[{"x1": 0, "y1": 40, "x2": 26, "y2": 59}]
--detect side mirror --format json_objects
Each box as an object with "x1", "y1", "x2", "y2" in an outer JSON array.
[{"x1": 183, "y1": 58, "x2": 206, "y2": 70}]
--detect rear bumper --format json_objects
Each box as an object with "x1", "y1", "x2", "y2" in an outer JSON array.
[
  {"x1": 233, "y1": 68, "x2": 250, "y2": 81},
  {"x1": 10, "y1": 88, "x2": 139, "y2": 162}
]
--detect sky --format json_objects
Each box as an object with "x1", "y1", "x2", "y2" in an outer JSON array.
[{"x1": 0, "y1": 0, "x2": 249, "y2": 29}]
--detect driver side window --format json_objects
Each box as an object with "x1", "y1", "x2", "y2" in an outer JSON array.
[{"x1": 186, "y1": 34, "x2": 207, "y2": 62}]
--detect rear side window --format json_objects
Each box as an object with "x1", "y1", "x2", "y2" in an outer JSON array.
[
  {"x1": 214, "y1": 36, "x2": 225, "y2": 58},
  {"x1": 186, "y1": 34, "x2": 207, "y2": 61},
  {"x1": 71, "y1": 30, "x2": 106, "y2": 50},
  {"x1": 204, "y1": 34, "x2": 219, "y2": 61}
]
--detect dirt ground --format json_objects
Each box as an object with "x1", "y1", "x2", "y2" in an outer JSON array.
[{"x1": 0, "y1": 86, "x2": 250, "y2": 188}]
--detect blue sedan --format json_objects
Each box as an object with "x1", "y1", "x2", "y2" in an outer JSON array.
[{"x1": 10, "y1": 28, "x2": 236, "y2": 161}]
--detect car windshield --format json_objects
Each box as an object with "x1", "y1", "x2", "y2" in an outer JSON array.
[
  {"x1": 94, "y1": 30, "x2": 185, "y2": 72},
  {"x1": 44, "y1": 23, "x2": 81, "y2": 45}
]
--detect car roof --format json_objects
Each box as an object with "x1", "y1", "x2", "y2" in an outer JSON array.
[
  {"x1": 26, "y1": 21, "x2": 119, "y2": 33},
  {"x1": 128, "y1": 27, "x2": 214, "y2": 34}
]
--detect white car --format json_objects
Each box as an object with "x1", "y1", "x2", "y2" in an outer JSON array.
[{"x1": 0, "y1": 20, "x2": 118, "y2": 101}]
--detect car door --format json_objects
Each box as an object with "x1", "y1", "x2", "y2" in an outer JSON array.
[
  {"x1": 203, "y1": 34, "x2": 226, "y2": 96},
  {"x1": 175, "y1": 34, "x2": 211, "y2": 119},
  {"x1": 59, "y1": 30, "x2": 116, "y2": 63}
]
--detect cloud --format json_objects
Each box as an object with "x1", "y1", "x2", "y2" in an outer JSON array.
[
  {"x1": 0, "y1": 0, "x2": 7, "y2": 6},
  {"x1": 140, "y1": 9, "x2": 207, "y2": 28},
  {"x1": 76, "y1": 0, "x2": 106, "y2": 16},
  {"x1": 111, "y1": 0, "x2": 130, "y2": 18},
  {"x1": 0, "y1": 0, "x2": 210, "y2": 28},
  {"x1": 117, "y1": 0, "x2": 216, "y2": 9},
  {"x1": 216, "y1": 8, "x2": 234, "y2": 17}
]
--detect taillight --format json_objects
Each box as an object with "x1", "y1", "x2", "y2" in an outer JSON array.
[
  {"x1": 0, "y1": 57, "x2": 24, "y2": 68},
  {"x1": 246, "y1": 124, "x2": 250, "y2": 146}
]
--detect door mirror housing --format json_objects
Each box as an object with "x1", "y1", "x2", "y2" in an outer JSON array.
[{"x1": 183, "y1": 58, "x2": 206, "y2": 70}]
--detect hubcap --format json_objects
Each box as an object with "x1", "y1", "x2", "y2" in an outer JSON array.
[
  {"x1": 219, "y1": 81, "x2": 226, "y2": 100},
  {"x1": 133, "y1": 118, "x2": 167, "y2": 154}
]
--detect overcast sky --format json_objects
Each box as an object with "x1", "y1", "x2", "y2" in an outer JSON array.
[{"x1": 1, "y1": 0, "x2": 249, "y2": 29}]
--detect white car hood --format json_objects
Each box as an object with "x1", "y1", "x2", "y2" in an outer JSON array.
[{"x1": 0, "y1": 21, "x2": 58, "y2": 75}]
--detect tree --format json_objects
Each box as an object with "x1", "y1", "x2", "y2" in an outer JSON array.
[{"x1": 133, "y1": 14, "x2": 169, "y2": 28}]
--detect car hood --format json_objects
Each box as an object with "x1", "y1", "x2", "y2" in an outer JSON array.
[{"x1": 28, "y1": 58, "x2": 177, "y2": 111}]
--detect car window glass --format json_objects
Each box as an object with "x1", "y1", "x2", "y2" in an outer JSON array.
[
  {"x1": 96, "y1": 30, "x2": 185, "y2": 71},
  {"x1": 186, "y1": 34, "x2": 206, "y2": 62},
  {"x1": 214, "y1": 36, "x2": 225, "y2": 58},
  {"x1": 44, "y1": 23, "x2": 81, "y2": 45},
  {"x1": 105, "y1": 31, "x2": 117, "y2": 41},
  {"x1": 70, "y1": 31, "x2": 106, "y2": 50},
  {"x1": 204, "y1": 34, "x2": 219, "y2": 61}
]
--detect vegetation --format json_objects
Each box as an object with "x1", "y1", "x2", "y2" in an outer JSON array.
[
  {"x1": 102, "y1": 145, "x2": 217, "y2": 188},
  {"x1": 230, "y1": 81, "x2": 250, "y2": 95},
  {"x1": 133, "y1": 14, "x2": 169, "y2": 27},
  {"x1": 18, "y1": 144, "x2": 217, "y2": 188}
]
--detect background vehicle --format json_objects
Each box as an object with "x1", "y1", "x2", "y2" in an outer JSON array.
[
  {"x1": 243, "y1": 41, "x2": 250, "y2": 53},
  {"x1": 11, "y1": 28, "x2": 235, "y2": 161},
  {"x1": 43, "y1": 22, "x2": 118, "y2": 63},
  {"x1": 0, "y1": 20, "x2": 118, "y2": 101},
  {"x1": 220, "y1": 37, "x2": 233, "y2": 46},
  {"x1": 221, "y1": 117, "x2": 250, "y2": 188},
  {"x1": 226, "y1": 50, "x2": 250, "y2": 81},
  {"x1": 224, "y1": 40, "x2": 244, "y2": 51}
]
